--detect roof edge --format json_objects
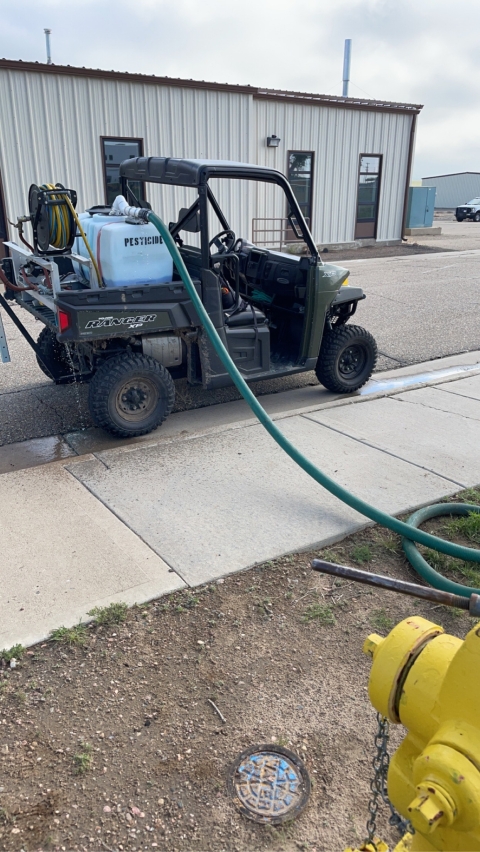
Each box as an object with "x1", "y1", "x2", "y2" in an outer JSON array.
[
  {"x1": 0, "y1": 58, "x2": 423, "y2": 114},
  {"x1": 422, "y1": 172, "x2": 480, "y2": 179}
]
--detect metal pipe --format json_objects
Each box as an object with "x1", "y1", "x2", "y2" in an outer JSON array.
[
  {"x1": 44, "y1": 29, "x2": 52, "y2": 65},
  {"x1": 310, "y1": 559, "x2": 480, "y2": 617},
  {"x1": 342, "y1": 39, "x2": 351, "y2": 98}
]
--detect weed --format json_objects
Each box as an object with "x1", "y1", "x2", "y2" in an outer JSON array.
[
  {"x1": 275, "y1": 734, "x2": 290, "y2": 747},
  {"x1": 373, "y1": 530, "x2": 399, "y2": 554},
  {"x1": 370, "y1": 609, "x2": 394, "y2": 632},
  {"x1": 0, "y1": 644, "x2": 25, "y2": 664},
  {"x1": 421, "y1": 549, "x2": 480, "y2": 588},
  {"x1": 302, "y1": 604, "x2": 336, "y2": 625},
  {"x1": 457, "y1": 488, "x2": 480, "y2": 505},
  {"x1": 351, "y1": 544, "x2": 372, "y2": 564},
  {"x1": 73, "y1": 742, "x2": 93, "y2": 775},
  {"x1": 319, "y1": 549, "x2": 339, "y2": 564},
  {"x1": 445, "y1": 511, "x2": 480, "y2": 545},
  {"x1": 50, "y1": 624, "x2": 87, "y2": 646},
  {"x1": 15, "y1": 690, "x2": 26, "y2": 704},
  {"x1": 88, "y1": 602, "x2": 128, "y2": 626}
]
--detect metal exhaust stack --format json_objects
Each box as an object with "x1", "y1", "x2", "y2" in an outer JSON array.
[
  {"x1": 342, "y1": 38, "x2": 351, "y2": 97},
  {"x1": 44, "y1": 28, "x2": 52, "y2": 65}
]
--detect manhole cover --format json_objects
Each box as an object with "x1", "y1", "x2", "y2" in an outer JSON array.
[{"x1": 228, "y1": 744, "x2": 311, "y2": 824}]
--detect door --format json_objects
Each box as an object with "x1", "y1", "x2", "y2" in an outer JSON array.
[{"x1": 355, "y1": 155, "x2": 382, "y2": 239}]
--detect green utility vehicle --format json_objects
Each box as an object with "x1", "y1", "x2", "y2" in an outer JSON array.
[{"x1": 0, "y1": 159, "x2": 377, "y2": 437}]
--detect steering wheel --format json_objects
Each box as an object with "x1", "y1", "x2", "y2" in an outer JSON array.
[{"x1": 209, "y1": 229, "x2": 236, "y2": 256}]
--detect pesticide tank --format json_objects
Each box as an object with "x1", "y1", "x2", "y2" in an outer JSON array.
[{"x1": 73, "y1": 214, "x2": 173, "y2": 287}]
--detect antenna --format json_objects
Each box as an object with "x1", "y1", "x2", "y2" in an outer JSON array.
[
  {"x1": 342, "y1": 39, "x2": 351, "y2": 98},
  {"x1": 44, "y1": 29, "x2": 52, "y2": 65}
]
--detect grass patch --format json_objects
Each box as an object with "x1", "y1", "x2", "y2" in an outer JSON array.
[
  {"x1": 73, "y1": 742, "x2": 93, "y2": 775},
  {"x1": 88, "y1": 602, "x2": 128, "y2": 626},
  {"x1": 444, "y1": 511, "x2": 480, "y2": 545},
  {"x1": 421, "y1": 549, "x2": 480, "y2": 588},
  {"x1": 302, "y1": 603, "x2": 336, "y2": 625},
  {"x1": 350, "y1": 545, "x2": 373, "y2": 564},
  {"x1": 457, "y1": 488, "x2": 480, "y2": 504},
  {"x1": 370, "y1": 609, "x2": 394, "y2": 632},
  {"x1": 50, "y1": 625, "x2": 88, "y2": 646},
  {"x1": 0, "y1": 644, "x2": 25, "y2": 663}
]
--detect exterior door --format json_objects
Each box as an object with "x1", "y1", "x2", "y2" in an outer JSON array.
[{"x1": 355, "y1": 155, "x2": 382, "y2": 239}]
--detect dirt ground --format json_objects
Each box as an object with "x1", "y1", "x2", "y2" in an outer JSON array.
[{"x1": 1, "y1": 490, "x2": 479, "y2": 852}]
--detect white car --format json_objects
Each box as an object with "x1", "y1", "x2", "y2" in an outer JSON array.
[{"x1": 455, "y1": 198, "x2": 480, "y2": 222}]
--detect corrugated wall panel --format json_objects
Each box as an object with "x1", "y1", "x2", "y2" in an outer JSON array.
[
  {"x1": 254, "y1": 99, "x2": 412, "y2": 243},
  {"x1": 422, "y1": 174, "x2": 480, "y2": 208},
  {"x1": 0, "y1": 67, "x2": 412, "y2": 250}
]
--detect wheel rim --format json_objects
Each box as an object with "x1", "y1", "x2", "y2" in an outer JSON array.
[
  {"x1": 115, "y1": 377, "x2": 158, "y2": 422},
  {"x1": 338, "y1": 343, "x2": 367, "y2": 379}
]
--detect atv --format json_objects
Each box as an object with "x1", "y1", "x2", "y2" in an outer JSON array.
[{"x1": 0, "y1": 159, "x2": 377, "y2": 438}]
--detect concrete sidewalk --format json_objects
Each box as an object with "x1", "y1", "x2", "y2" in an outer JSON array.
[{"x1": 1, "y1": 351, "x2": 480, "y2": 651}]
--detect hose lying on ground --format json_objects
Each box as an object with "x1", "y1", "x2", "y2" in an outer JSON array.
[{"x1": 146, "y1": 209, "x2": 480, "y2": 596}]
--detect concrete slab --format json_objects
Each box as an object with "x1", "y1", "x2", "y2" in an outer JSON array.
[
  {"x1": 0, "y1": 462, "x2": 184, "y2": 651},
  {"x1": 306, "y1": 395, "x2": 480, "y2": 487},
  {"x1": 434, "y1": 373, "x2": 480, "y2": 402},
  {"x1": 394, "y1": 385, "x2": 480, "y2": 422},
  {"x1": 67, "y1": 415, "x2": 457, "y2": 588}
]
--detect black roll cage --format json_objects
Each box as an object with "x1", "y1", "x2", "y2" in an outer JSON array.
[{"x1": 119, "y1": 158, "x2": 320, "y2": 264}]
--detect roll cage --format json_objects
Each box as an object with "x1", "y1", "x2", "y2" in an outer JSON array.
[{"x1": 119, "y1": 157, "x2": 320, "y2": 263}]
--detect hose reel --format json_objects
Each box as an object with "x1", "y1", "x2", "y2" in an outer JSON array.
[{"x1": 28, "y1": 183, "x2": 77, "y2": 255}]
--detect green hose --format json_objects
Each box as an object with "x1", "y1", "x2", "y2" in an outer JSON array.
[{"x1": 148, "y1": 211, "x2": 480, "y2": 596}]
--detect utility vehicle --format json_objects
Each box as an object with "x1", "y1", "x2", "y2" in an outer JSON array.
[{"x1": 0, "y1": 159, "x2": 377, "y2": 437}]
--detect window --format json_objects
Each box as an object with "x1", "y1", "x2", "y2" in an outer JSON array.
[
  {"x1": 355, "y1": 155, "x2": 382, "y2": 239},
  {"x1": 101, "y1": 138, "x2": 144, "y2": 206},
  {"x1": 287, "y1": 152, "x2": 314, "y2": 224}
]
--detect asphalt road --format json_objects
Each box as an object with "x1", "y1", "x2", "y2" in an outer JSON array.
[{"x1": 1, "y1": 246, "x2": 479, "y2": 446}]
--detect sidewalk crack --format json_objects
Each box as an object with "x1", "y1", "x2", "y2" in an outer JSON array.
[{"x1": 300, "y1": 413, "x2": 466, "y2": 488}]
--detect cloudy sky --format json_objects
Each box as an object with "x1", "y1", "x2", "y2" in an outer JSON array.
[{"x1": 1, "y1": 0, "x2": 477, "y2": 179}]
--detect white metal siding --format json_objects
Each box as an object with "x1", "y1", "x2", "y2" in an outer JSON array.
[
  {"x1": 254, "y1": 100, "x2": 412, "y2": 243},
  {"x1": 422, "y1": 173, "x2": 480, "y2": 209},
  {"x1": 0, "y1": 67, "x2": 412, "y2": 248}
]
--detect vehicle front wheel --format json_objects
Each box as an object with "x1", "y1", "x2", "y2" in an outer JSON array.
[
  {"x1": 474, "y1": 212, "x2": 480, "y2": 222},
  {"x1": 455, "y1": 215, "x2": 465, "y2": 222},
  {"x1": 88, "y1": 352, "x2": 175, "y2": 437},
  {"x1": 316, "y1": 324, "x2": 377, "y2": 393}
]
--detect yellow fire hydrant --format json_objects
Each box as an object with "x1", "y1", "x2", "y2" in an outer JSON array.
[{"x1": 347, "y1": 616, "x2": 480, "y2": 851}]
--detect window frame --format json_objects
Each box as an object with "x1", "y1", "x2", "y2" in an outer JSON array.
[
  {"x1": 100, "y1": 136, "x2": 145, "y2": 206},
  {"x1": 287, "y1": 150, "x2": 314, "y2": 228},
  {"x1": 355, "y1": 153, "x2": 382, "y2": 237}
]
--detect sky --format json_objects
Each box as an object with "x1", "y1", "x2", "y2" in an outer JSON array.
[{"x1": 0, "y1": 0, "x2": 477, "y2": 179}]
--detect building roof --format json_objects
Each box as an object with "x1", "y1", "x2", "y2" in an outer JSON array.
[
  {"x1": 423, "y1": 171, "x2": 480, "y2": 179},
  {"x1": 0, "y1": 58, "x2": 423, "y2": 115}
]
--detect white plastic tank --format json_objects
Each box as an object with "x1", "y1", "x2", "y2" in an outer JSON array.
[{"x1": 72, "y1": 214, "x2": 173, "y2": 287}]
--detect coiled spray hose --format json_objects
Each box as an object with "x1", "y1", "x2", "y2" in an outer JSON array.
[
  {"x1": 146, "y1": 210, "x2": 480, "y2": 596},
  {"x1": 40, "y1": 184, "x2": 102, "y2": 286}
]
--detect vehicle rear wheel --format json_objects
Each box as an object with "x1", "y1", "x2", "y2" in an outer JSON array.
[
  {"x1": 36, "y1": 327, "x2": 76, "y2": 383},
  {"x1": 88, "y1": 352, "x2": 175, "y2": 437},
  {"x1": 316, "y1": 324, "x2": 377, "y2": 393}
]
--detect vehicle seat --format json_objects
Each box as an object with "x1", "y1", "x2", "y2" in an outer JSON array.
[{"x1": 224, "y1": 303, "x2": 267, "y2": 327}]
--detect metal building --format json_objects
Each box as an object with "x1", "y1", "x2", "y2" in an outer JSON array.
[
  {"x1": 422, "y1": 172, "x2": 480, "y2": 209},
  {"x1": 0, "y1": 58, "x2": 422, "y2": 257}
]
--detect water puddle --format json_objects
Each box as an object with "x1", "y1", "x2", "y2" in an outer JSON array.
[
  {"x1": 360, "y1": 363, "x2": 480, "y2": 396},
  {"x1": 0, "y1": 435, "x2": 76, "y2": 475}
]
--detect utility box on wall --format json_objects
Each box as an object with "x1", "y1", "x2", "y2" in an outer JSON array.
[{"x1": 407, "y1": 186, "x2": 436, "y2": 228}]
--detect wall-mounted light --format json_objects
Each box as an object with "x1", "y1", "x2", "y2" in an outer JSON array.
[{"x1": 267, "y1": 135, "x2": 281, "y2": 148}]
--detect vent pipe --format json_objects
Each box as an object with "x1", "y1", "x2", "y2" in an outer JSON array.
[
  {"x1": 342, "y1": 39, "x2": 351, "y2": 97},
  {"x1": 44, "y1": 29, "x2": 52, "y2": 65}
]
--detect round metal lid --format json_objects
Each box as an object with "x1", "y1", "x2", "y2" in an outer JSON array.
[{"x1": 228, "y1": 744, "x2": 311, "y2": 824}]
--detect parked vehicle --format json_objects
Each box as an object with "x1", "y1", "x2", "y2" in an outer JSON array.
[
  {"x1": 0, "y1": 159, "x2": 377, "y2": 437},
  {"x1": 455, "y1": 198, "x2": 480, "y2": 222}
]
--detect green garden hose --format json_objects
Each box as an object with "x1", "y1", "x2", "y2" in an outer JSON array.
[{"x1": 147, "y1": 210, "x2": 480, "y2": 597}]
